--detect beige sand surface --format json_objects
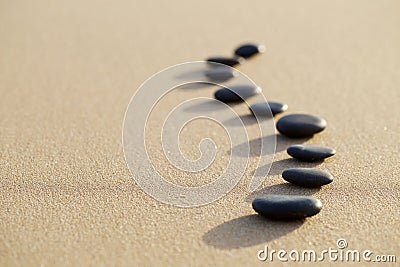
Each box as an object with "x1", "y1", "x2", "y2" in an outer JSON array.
[{"x1": 1, "y1": 0, "x2": 399, "y2": 266}]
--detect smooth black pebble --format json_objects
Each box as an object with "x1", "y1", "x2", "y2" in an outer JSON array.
[
  {"x1": 252, "y1": 194, "x2": 322, "y2": 220},
  {"x1": 204, "y1": 68, "x2": 237, "y2": 82},
  {"x1": 234, "y1": 44, "x2": 266, "y2": 58},
  {"x1": 287, "y1": 144, "x2": 336, "y2": 161},
  {"x1": 207, "y1": 57, "x2": 244, "y2": 67},
  {"x1": 276, "y1": 114, "x2": 327, "y2": 138},
  {"x1": 249, "y1": 101, "x2": 288, "y2": 117},
  {"x1": 214, "y1": 85, "x2": 261, "y2": 103},
  {"x1": 282, "y1": 168, "x2": 333, "y2": 188}
]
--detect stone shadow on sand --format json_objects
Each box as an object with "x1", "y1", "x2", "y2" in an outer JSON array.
[
  {"x1": 183, "y1": 99, "x2": 244, "y2": 113},
  {"x1": 177, "y1": 82, "x2": 217, "y2": 90},
  {"x1": 230, "y1": 134, "x2": 311, "y2": 157},
  {"x1": 222, "y1": 114, "x2": 260, "y2": 127},
  {"x1": 203, "y1": 214, "x2": 304, "y2": 249}
]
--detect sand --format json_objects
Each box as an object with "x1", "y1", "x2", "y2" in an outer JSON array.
[{"x1": 1, "y1": 0, "x2": 399, "y2": 266}]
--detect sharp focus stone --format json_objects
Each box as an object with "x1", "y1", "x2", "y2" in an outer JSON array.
[
  {"x1": 252, "y1": 194, "x2": 322, "y2": 220},
  {"x1": 287, "y1": 144, "x2": 336, "y2": 161},
  {"x1": 276, "y1": 114, "x2": 327, "y2": 138},
  {"x1": 282, "y1": 168, "x2": 333, "y2": 187}
]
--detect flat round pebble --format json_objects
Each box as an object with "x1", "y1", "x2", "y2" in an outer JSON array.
[
  {"x1": 282, "y1": 168, "x2": 333, "y2": 187},
  {"x1": 234, "y1": 44, "x2": 266, "y2": 58},
  {"x1": 249, "y1": 101, "x2": 288, "y2": 117},
  {"x1": 206, "y1": 57, "x2": 244, "y2": 67},
  {"x1": 204, "y1": 68, "x2": 238, "y2": 82},
  {"x1": 287, "y1": 144, "x2": 336, "y2": 161},
  {"x1": 214, "y1": 85, "x2": 261, "y2": 103},
  {"x1": 276, "y1": 114, "x2": 327, "y2": 138},
  {"x1": 252, "y1": 194, "x2": 322, "y2": 220}
]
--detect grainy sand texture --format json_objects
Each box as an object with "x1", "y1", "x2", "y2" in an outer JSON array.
[{"x1": 1, "y1": 0, "x2": 399, "y2": 266}]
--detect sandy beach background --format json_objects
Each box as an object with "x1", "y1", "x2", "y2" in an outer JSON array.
[{"x1": 1, "y1": 0, "x2": 399, "y2": 266}]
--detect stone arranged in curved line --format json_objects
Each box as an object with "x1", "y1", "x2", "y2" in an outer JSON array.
[
  {"x1": 282, "y1": 168, "x2": 333, "y2": 188},
  {"x1": 204, "y1": 67, "x2": 238, "y2": 82},
  {"x1": 252, "y1": 194, "x2": 322, "y2": 220},
  {"x1": 206, "y1": 56, "x2": 244, "y2": 67},
  {"x1": 249, "y1": 101, "x2": 288, "y2": 117},
  {"x1": 276, "y1": 114, "x2": 327, "y2": 138},
  {"x1": 214, "y1": 85, "x2": 261, "y2": 103},
  {"x1": 234, "y1": 44, "x2": 266, "y2": 58},
  {"x1": 287, "y1": 144, "x2": 336, "y2": 161}
]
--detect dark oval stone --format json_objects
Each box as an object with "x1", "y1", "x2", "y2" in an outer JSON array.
[
  {"x1": 282, "y1": 168, "x2": 333, "y2": 187},
  {"x1": 287, "y1": 145, "x2": 336, "y2": 161},
  {"x1": 204, "y1": 68, "x2": 238, "y2": 82},
  {"x1": 234, "y1": 44, "x2": 266, "y2": 58},
  {"x1": 207, "y1": 57, "x2": 244, "y2": 67},
  {"x1": 252, "y1": 195, "x2": 322, "y2": 220},
  {"x1": 249, "y1": 101, "x2": 288, "y2": 117},
  {"x1": 214, "y1": 85, "x2": 261, "y2": 103},
  {"x1": 276, "y1": 114, "x2": 327, "y2": 138}
]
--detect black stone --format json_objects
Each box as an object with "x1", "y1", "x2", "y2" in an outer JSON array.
[
  {"x1": 249, "y1": 101, "x2": 288, "y2": 117},
  {"x1": 214, "y1": 85, "x2": 261, "y2": 103},
  {"x1": 207, "y1": 57, "x2": 244, "y2": 67},
  {"x1": 282, "y1": 168, "x2": 333, "y2": 188},
  {"x1": 252, "y1": 194, "x2": 322, "y2": 220},
  {"x1": 276, "y1": 114, "x2": 327, "y2": 138},
  {"x1": 204, "y1": 68, "x2": 237, "y2": 82},
  {"x1": 287, "y1": 144, "x2": 336, "y2": 162},
  {"x1": 234, "y1": 44, "x2": 266, "y2": 58}
]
